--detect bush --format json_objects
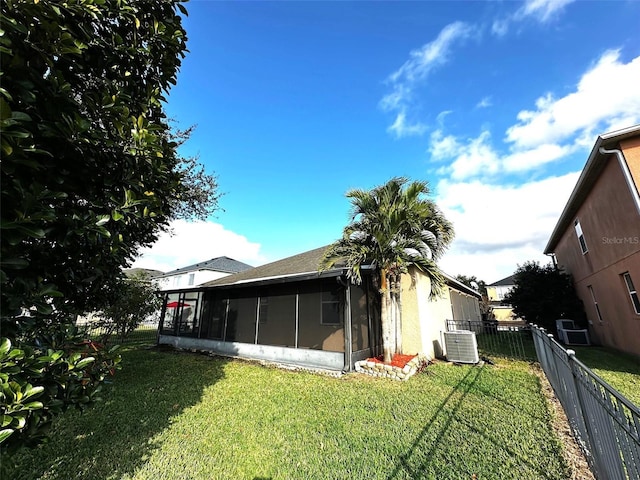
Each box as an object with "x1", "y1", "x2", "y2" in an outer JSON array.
[
  {"x1": 504, "y1": 261, "x2": 586, "y2": 332},
  {"x1": 1, "y1": 322, "x2": 120, "y2": 461}
]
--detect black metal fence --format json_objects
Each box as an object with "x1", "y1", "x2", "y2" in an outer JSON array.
[
  {"x1": 532, "y1": 326, "x2": 640, "y2": 480},
  {"x1": 446, "y1": 319, "x2": 535, "y2": 361},
  {"x1": 78, "y1": 319, "x2": 159, "y2": 347}
]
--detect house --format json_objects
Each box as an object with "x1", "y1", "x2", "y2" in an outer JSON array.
[
  {"x1": 157, "y1": 246, "x2": 481, "y2": 371},
  {"x1": 544, "y1": 124, "x2": 640, "y2": 357},
  {"x1": 156, "y1": 256, "x2": 253, "y2": 291},
  {"x1": 486, "y1": 274, "x2": 516, "y2": 322}
]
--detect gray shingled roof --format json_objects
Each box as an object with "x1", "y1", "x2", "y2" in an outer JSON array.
[
  {"x1": 202, "y1": 246, "x2": 342, "y2": 287},
  {"x1": 488, "y1": 274, "x2": 516, "y2": 287},
  {"x1": 199, "y1": 246, "x2": 480, "y2": 298},
  {"x1": 159, "y1": 256, "x2": 253, "y2": 278}
]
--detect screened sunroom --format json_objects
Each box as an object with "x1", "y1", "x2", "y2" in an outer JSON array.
[{"x1": 157, "y1": 247, "x2": 382, "y2": 371}]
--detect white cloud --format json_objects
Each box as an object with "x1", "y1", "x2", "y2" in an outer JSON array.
[
  {"x1": 517, "y1": 0, "x2": 576, "y2": 23},
  {"x1": 493, "y1": 0, "x2": 576, "y2": 36},
  {"x1": 429, "y1": 127, "x2": 577, "y2": 180},
  {"x1": 506, "y1": 51, "x2": 640, "y2": 149},
  {"x1": 502, "y1": 142, "x2": 575, "y2": 172},
  {"x1": 491, "y1": 19, "x2": 509, "y2": 37},
  {"x1": 387, "y1": 110, "x2": 427, "y2": 138},
  {"x1": 380, "y1": 22, "x2": 474, "y2": 135},
  {"x1": 436, "y1": 171, "x2": 580, "y2": 281},
  {"x1": 440, "y1": 246, "x2": 551, "y2": 285},
  {"x1": 429, "y1": 129, "x2": 461, "y2": 161},
  {"x1": 428, "y1": 51, "x2": 640, "y2": 180},
  {"x1": 387, "y1": 21, "x2": 474, "y2": 87},
  {"x1": 379, "y1": 84, "x2": 411, "y2": 113},
  {"x1": 132, "y1": 220, "x2": 266, "y2": 272},
  {"x1": 445, "y1": 130, "x2": 500, "y2": 180},
  {"x1": 476, "y1": 96, "x2": 492, "y2": 109}
]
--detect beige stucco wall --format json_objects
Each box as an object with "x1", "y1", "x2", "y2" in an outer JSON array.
[
  {"x1": 492, "y1": 306, "x2": 514, "y2": 322},
  {"x1": 486, "y1": 286, "x2": 498, "y2": 302},
  {"x1": 400, "y1": 271, "x2": 425, "y2": 356},
  {"x1": 400, "y1": 269, "x2": 481, "y2": 359},
  {"x1": 552, "y1": 145, "x2": 640, "y2": 357},
  {"x1": 486, "y1": 285, "x2": 513, "y2": 302}
]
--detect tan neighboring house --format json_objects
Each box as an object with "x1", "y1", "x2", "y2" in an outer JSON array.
[
  {"x1": 544, "y1": 125, "x2": 640, "y2": 357},
  {"x1": 156, "y1": 246, "x2": 481, "y2": 371},
  {"x1": 486, "y1": 275, "x2": 516, "y2": 322}
]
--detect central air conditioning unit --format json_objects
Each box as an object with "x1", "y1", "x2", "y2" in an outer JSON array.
[
  {"x1": 563, "y1": 330, "x2": 590, "y2": 346},
  {"x1": 555, "y1": 319, "x2": 591, "y2": 346},
  {"x1": 444, "y1": 330, "x2": 479, "y2": 364}
]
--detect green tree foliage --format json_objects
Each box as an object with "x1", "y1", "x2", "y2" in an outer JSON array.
[
  {"x1": 0, "y1": 0, "x2": 217, "y2": 455},
  {"x1": 0, "y1": 329, "x2": 120, "y2": 459},
  {"x1": 93, "y1": 272, "x2": 162, "y2": 345},
  {"x1": 321, "y1": 177, "x2": 454, "y2": 363},
  {"x1": 503, "y1": 261, "x2": 586, "y2": 332},
  {"x1": 454, "y1": 275, "x2": 487, "y2": 297}
]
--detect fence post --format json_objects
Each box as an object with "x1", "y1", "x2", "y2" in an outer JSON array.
[
  {"x1": 545, "y1": 333, "x2": 561, "y2": 391},
  {"x1": 565, "y1": 350, "x2": 612, "y2": 480}
]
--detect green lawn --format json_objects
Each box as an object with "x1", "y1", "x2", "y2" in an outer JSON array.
[
  {"x1": 570, "y1": 345, "x2": 640, "y2": 406},
  {"x1": 8, "y1": 348, "x2": 570, "y2": 480}
]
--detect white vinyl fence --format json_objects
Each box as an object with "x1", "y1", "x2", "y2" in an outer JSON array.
[{"x1": 532, "y1": 326, "x2": 640, "y2": 480}]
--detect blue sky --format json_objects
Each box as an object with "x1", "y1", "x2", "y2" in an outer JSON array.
[{"x1": 133, "y1": 0, "x2": 640, "y2": 283}]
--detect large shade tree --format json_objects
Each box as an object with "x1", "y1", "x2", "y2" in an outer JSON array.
[
  {"x1": 503, "y1": 261, "x2": 586, "y2": 332},
  {"x1": 0, "y1": 0, "x2": 219, "y2": 455},
  {"x1": 320, "y1": 177, "x2": 454, "y2": 363}
]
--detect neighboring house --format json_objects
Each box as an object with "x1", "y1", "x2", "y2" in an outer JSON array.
[
  {"x1": 486, "y1": 275, "x2": 516, "y2": 322},
  {"x1": 544, "y1": 125, "x2": 640, "y2": 357},
  {"x1": 156, "y1": 257, "x2": 253, "y2": 291},
  {"x1": 157, "y1": 246, "x2": 481, "y2": 371}
]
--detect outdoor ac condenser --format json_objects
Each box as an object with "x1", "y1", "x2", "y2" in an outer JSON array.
[
  {"x1": 563, "y1": 330, "x2": 591, "y2": 346},
  {"x1": 444, "y1": 330, "x2": 479, "y2": 364}
]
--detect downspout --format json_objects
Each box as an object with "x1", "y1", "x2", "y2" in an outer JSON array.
[
  {"x1": 545, "y1": 252, "x2": 558, "y2": 270},
  {"x1": 599, "y1": 147, "x2": 640, "y2": 215}
]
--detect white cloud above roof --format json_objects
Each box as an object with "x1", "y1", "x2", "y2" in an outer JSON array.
[
  {"x1": 428, "y1": 51, "x2": 640, "y2": 181},
  {"x1": 380, "y1": 21, "x2": 475, "y2": 137},
  {"x1": 476, "y1": 97, "x2": 492, "y2": 109},
  {"x1": 387, "y1": 110, "x2": 427, "y2": 138},
  {"x1": 506, "y1": 50, "x2": 640, "y2": 149},
  {"x1": 132, "y1": 220, "x2": 266, "y2": 273},
  {"x1": 437, "y1": 172, "x2": 580, "y2": 281},
  {"x1": 517, "y1": 0, "x2": 576, "y2": 23},
  {"x1": 493, "y1": 0, "x2": 576, "y2": 36}
]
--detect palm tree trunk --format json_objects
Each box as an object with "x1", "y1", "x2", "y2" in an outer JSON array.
[
  {"x1": 394, "y1": 274, "x2": 402, "y2": 354},
  {"x1": 380, "y1": 270, "x2": 394, "y2": 363}
]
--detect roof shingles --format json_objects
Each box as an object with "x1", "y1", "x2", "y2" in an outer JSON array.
[{"x1": 160, "y1": 256, "x2": 253, "y2": 277}]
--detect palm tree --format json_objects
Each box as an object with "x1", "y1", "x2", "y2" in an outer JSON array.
[{"x1": 320, "y1": 177, "x2": 454, "y2": 364}]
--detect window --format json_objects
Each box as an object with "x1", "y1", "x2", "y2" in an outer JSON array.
[
  {"x1": 574, "y1": 219, "x2": 588, "y2": 254},
  {"x1": 587, "y1": 285, "x2": 603, "y2": 324},
  {"x1": 161, "y1": 292, "x2": 201, "y2": 336},
  {"x1": 188, "y1": 273, "x2": 195, "y2": 286},
  {"x1": 622, "y1": 272, "x2": 640, "y2": 315},
  {"x1": 321, "y1": 284, "x2": 342, "y2": 325}
]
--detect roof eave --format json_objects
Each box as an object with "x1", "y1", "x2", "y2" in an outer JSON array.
[
  {"x1": 442, "y1": 272, "x2": 482, "y2": 298},
  {"x1": 207, "y1": 268, "x2": 348, "y2": 289},
  {"x1": 544, "y1": 125, "x2": 640, "y2": 254}
]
